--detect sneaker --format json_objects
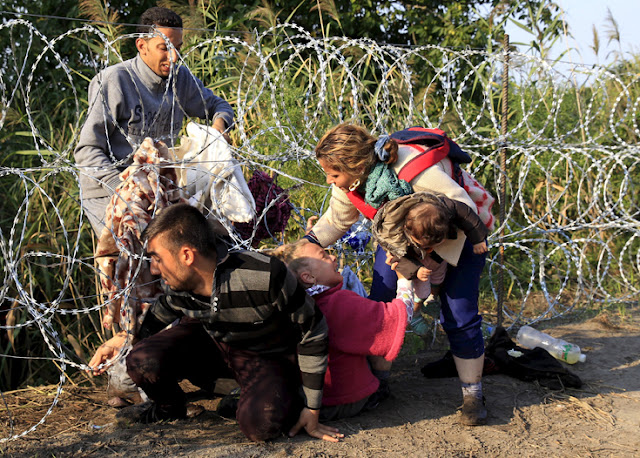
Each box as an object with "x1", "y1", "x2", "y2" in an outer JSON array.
[
  {"x1": 116, "y1": 401, "x2": 186, "y2": 425},
  {"x1": 425, "y1": 293, "x2": 440, "y2": 305},
  {"x1": 410, "y1": 315, "x2": 431, "y2": 337},
  {"x1": 459, "y1": 395, "x2": 488, "y2": 426},
  {"x1": 364, "y1": 379, "x2": 391, "y2": 411},
  {"x1": 216, "y1": 387, "x2": 240, "y2": 419},
  {"x1": 421, "y1": 294, "x2": 441, "y2": 319}
]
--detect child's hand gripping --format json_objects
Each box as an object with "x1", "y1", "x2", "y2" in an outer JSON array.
[
  {"x1": 416, "y1": 266, "x2": 432, "y2": 282},
  {"x1": 473, "y1": 241, "x2": 488, "y2": 254},
  {"x1": 305, "y1": 215, "x2": 318, "y2": 234}
]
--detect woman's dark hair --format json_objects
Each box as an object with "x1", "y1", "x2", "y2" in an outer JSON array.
[
  {"x1": 141, "y1": 203, "x2": 218, "y2": 260},
  {"x1": 137, "y1": 7, "x2": 182, "y2": 35}
]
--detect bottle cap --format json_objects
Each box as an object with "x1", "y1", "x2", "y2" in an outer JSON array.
[{"x1": 579, "y1": 353, "x2": 586, "y2": 363}]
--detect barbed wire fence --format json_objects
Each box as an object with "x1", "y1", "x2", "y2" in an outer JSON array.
[{"x1": 1, "y1": 18, "x2": 640, "y2": 441}]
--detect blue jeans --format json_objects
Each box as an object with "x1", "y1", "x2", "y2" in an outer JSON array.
[{"x1": 369, "y1": 241, "x2": 486, "y2": 359}]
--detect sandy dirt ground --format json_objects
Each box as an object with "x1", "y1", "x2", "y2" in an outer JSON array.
[{"x1": 1, "y1": 306, "x2": 639, "y2": 457}]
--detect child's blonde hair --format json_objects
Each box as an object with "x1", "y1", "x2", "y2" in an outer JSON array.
[{"x1": 266, "y1": 240, "x2": 314, "y2": 287}]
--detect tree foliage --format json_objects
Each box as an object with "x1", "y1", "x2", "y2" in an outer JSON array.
[{"x1": 241, "y1": 0, "x2": 560, "y2": 49}]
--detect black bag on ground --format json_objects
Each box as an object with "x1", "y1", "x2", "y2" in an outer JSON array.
[{"x1": 421, "y1": 326, "x2": 582, "y2": 390}]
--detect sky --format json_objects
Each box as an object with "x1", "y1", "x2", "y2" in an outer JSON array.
[{"x1": 505, "y1": 0, "x2": 639, "y2": 66}]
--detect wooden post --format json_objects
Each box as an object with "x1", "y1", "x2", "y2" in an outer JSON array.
[{"x1": 497, "y1": 34, "x2": 509, "y2": 328}]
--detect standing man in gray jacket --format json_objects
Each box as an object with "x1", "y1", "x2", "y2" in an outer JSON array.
[{"x1": 75, "y1": 7, "x2": 234, "y2": 234}]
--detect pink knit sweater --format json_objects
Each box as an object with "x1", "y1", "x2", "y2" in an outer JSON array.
[{"x1": 314, "y1": 284, "x2": 408, "y2": 406}]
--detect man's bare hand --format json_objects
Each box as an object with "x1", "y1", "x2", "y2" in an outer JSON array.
[
  {"x1": 87, "y1": 332, "x2": 127, "y2": 376},
  {"x1": 288, "y1": 408, "x2": 344, "y2": 442},
  {"x1": 212, "y1": 119, "x2": 232, "y2": 145}
]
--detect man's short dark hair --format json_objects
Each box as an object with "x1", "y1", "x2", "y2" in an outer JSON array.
[
  {"x1": 137, "y1": 7, "x2": 183, "y2": 35},
  {"x1": 142, "y1": 203, "x2": 218, "y2": 260}
]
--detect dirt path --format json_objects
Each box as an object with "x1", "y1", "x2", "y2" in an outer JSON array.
[{"x1": 2, "y1": 308, "x2": 639, "y2": 457}]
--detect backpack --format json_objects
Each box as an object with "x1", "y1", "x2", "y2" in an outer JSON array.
[{"x1": 346, "y1": 127, "x2": 495, "y2": 230}]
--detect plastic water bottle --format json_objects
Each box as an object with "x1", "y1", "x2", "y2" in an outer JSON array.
[
  {"x1": 516, "y1": 325, "x2": 586, "y2": 364},
  {"x1": 481, "y1": 322, "x2": 495, "y2": 339}
]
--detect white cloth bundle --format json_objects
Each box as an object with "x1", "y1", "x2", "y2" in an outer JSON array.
[{"x1": 176, "y1": 122, "x2": 255, "y2": 223}]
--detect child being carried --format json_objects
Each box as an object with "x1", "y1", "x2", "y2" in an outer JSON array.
[{"x1": 372, "y1": 192, "x2": 488, "y2": 317}]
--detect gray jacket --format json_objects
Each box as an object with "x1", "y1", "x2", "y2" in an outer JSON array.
[{"x1": 74, "y1": 55, "x2": 234, "y2": 199}]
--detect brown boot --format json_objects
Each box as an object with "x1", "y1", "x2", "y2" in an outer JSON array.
[
  {"x1": 186, "y1": 403, "x2": 205, "y2": 418},
  {"x1": 116, "y1": 401, "x2": 187, "y2": 425},
  {"x1": 107, "y1": 388, "x2": 144, "y2": 408},
  {"x1": 459, "y1": 395, "x2": 487, "y2": 426}
]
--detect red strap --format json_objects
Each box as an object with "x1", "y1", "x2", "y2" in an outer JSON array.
[
  {"x1": 347, "y1": 128, "x2": 452, "y2": 218},
  {"x1": 397, "y1": 140, "x2": 450, "y2": 183},
  {"x1": 346, "y1": 190, "x2": 378, "y2": 220}
]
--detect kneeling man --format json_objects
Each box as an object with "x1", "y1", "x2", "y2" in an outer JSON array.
[{"x1": 89, "y1": 204, "x2": 342, "y2": 442}]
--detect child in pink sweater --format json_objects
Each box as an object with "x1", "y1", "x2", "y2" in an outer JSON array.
[{"x1": 275, "y1": 240, "x2": 413, "y2": 420}]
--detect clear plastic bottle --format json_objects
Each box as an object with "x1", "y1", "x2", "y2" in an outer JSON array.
[{"x1": 516, "y1": 325, "x2": 586, "y2": 364}]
